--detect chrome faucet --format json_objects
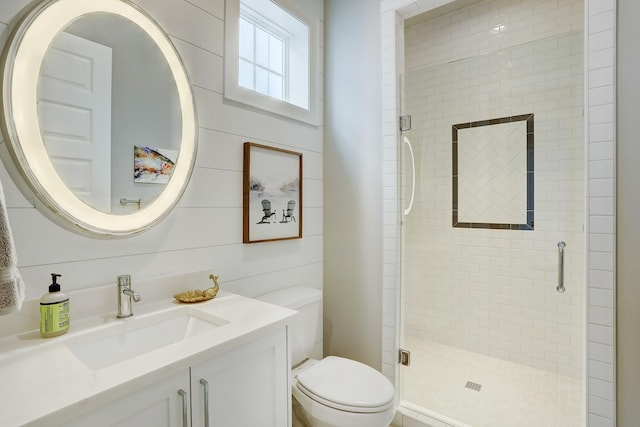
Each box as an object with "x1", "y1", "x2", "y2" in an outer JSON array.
[{"x1": 117, "y1": 274, "x2": 141, "y2": 318}]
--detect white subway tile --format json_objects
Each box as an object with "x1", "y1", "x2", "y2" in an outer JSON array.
[
  {"x1": 588, "y1": 1, "x2": 615, "y2": 17},
  {"x1": 588, "y1": 29, "x2": 615, "y2": 51},
  {"x1": 588, "y1": 395, "x2": 615, "y2": 420},
  {"x1": 587, "y1": 413, "x2": 615, "y2": 427},
  {"x1": 588, "y1": 104, "x2": 614, "y2": 124},
  {"x1": 588, "y1": 306, "x2": 614, "y2": 327},
  {"x1": 588, "y1": 359, "x2": 615, "y2": 382},
  {"x1": 588, "y1": 10, "x2": 614, "y2": 34},
  {"x1": 588, "y1": 48, "x2": 615, "y2": 70},
  {"x1": 588, "y1": 377, "x2": 614, "y2": 400},
  {"x1": 589, "y1": 215, "x2": 614, "y2": 234},
  {"x1": 589, "y1": 197, "x2": 614, "y2": 216},
  {"x1": 588, "y1": 323, "x2": 614, "y2": 345},
  {"x1": 588, "y1": 122, "x2": 614, "y2": 142},
  {"x1": 588, "y1": 270, "x2": 614, "y2": 290},
  {"x1": 589, "y1": 251, "x2": 614, "y2": 271},
  {"x1": 589, "y1": 233, "x2": 614, "y2": 253}
]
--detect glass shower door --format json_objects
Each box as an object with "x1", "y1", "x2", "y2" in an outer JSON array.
[{"x1": 398, "y1": 25, "x2": 585, "y2": 427}]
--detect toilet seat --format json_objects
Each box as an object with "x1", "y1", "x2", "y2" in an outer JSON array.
[{"x1": 295, "y1": 356, "x2": 394, "y2": 413}]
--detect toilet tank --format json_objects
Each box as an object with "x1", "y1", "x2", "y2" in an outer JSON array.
[{"x1": 256, "y1": 286, "x2": 321, "y2": 366}]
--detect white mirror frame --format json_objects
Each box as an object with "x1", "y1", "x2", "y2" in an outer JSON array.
[{"x1": 0, "y1": 0, "x2": 197, "y2": 237}]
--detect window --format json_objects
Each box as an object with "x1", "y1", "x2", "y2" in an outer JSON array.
[{"x1": 225, "y1": 0, "x2": 320, "y2": 125}]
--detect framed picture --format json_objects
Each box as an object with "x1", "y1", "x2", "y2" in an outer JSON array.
[
  {"x1": 452, "y1": 113, "x2": 534, "y2": 230},
  {"x1": 133, "y1": 145, "x2": 178, "y2": 184},
  {"x1": 243, "y1": 142, "x2": 303, "y2": 243}
]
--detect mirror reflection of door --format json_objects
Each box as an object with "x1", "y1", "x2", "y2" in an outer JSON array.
[{"x1": 38, "y1": 31, "x2": 112, "y2": 212}]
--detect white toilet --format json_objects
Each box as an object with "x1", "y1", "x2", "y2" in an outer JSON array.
[{"x1": 257, "y1": 287, "x2": 396, "y2": 427}]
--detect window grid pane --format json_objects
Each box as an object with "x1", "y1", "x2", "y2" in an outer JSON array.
[
  {"x1": 239, "y1": 17, "x2": 254, "y2": 61},
  {"x1": 238, "y1": 12, "x2": 285, "y2": 101},
  {"x1": 269, "y1": 35, "x2": 283, "y2": 74},
  {"x1": 238, "y1": 59, "x2": 254, "y2": 90},
  {"x1": 269, "y1": 73, "x2": 283, "y2": 99},
  {"x1": 255, "y1": 67, "x2": 269, "y2": 96},
  {"x1": 255, "y1": 27, "x2": 270, "y2": 68}
]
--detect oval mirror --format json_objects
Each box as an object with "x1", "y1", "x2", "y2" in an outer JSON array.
[{"x1": 0, "y1": 0, "x2": 197, "y2": 237}]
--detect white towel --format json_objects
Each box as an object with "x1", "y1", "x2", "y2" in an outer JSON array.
[{"x1": 0, "y1": 179, "x2": 24, "y2": 316}]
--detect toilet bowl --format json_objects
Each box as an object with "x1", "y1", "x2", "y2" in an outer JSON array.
[
  {"x1": 292, "y1": 357, "x2": 395, "y2": 427},
  {"x1": 256, "y1": 287, "x2": 396, "y2": 427}
]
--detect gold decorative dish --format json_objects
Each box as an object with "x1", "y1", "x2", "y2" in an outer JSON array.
[{"x1": 173, "y1": 274, "x2": 220, "y2": 303}]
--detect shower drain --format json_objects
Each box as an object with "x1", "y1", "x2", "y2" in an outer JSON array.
[{"x1": 465, "y1": 381, "x2": 482, "y2": 391}]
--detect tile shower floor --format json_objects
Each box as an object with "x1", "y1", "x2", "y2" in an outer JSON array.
[{"x1": 401, "y1": 337, "x2": 584, "y2": 427}]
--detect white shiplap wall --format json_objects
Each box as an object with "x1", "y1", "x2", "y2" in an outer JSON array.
[
  {"x1": 0, "y1": 0, "x2": 323, "y2": 325},
  {"x1": 381, "y1": 0, "x2": 617, "y2": 426}
]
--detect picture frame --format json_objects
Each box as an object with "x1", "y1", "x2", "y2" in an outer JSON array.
[
  {"x1": 243, "y1": 142, "x2": 303, "y2": 243},
  {"x1": 452, "y1": 113, "x2": 534, "y2": 230},
  {"x1": 133, "y1": 145, "x2": 178, "y2": 184}
]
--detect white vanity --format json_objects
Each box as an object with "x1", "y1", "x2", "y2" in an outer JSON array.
[
  {"x1": 0, "y1": 1, "x2": 295, "y2": 424},
  {"x1": 0, "y1": 271, "x2": 295, "y2": 427}
]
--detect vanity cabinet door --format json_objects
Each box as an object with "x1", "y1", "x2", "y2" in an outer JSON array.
[
  {"x1": 190, "y1": 329, "x2": 290, "y2": 427},
  {"x1": 65, "y1": 371, "x2": 190, "y2": 427}
]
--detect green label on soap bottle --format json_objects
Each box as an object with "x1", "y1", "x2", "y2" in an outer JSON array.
[{"x1": 40, "y1": 299, "x2": 70, "y2": 333}]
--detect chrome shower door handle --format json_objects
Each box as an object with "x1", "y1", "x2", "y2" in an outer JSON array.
[
  {"x1": 557, "y1": 241, "x2": 566, "y2": 293},
  {"x1": 403, "y1": 136, "x2": 416, "y2": 216}
]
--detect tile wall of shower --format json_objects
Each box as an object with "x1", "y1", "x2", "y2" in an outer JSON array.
[{"x1": 402, "y1": 0, "x2": 584, "y2": 379}]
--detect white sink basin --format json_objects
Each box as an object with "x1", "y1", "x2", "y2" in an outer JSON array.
[{"x1": 66, "y1": 307, "x2": 227, "y2": 370}]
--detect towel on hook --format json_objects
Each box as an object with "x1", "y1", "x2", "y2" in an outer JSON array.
[{"x1": 0, "y1": 179, "x2": 24, "y2": 316}]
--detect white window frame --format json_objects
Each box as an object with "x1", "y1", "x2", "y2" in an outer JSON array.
[{"x1": 224, "y1": 0, "x2": 320, "y2": 126}]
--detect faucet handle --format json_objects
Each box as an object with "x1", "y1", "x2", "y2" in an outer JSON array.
[{"x1": 117, "y1": 274, "x2": 131, "y2": 288}]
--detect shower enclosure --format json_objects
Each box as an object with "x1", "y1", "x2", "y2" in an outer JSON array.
[{"x1": 397, "y1": 1, "x2": 585, "y2": 426}]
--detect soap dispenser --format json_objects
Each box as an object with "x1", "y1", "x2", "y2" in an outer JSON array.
[{"x1": 40, "y1": 273, "x2": 69, "y2": 338}]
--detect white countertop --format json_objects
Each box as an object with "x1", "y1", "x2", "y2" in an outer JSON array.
[{"x1": 0, "y1": 272, "x2": 296, "y2": 427}]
